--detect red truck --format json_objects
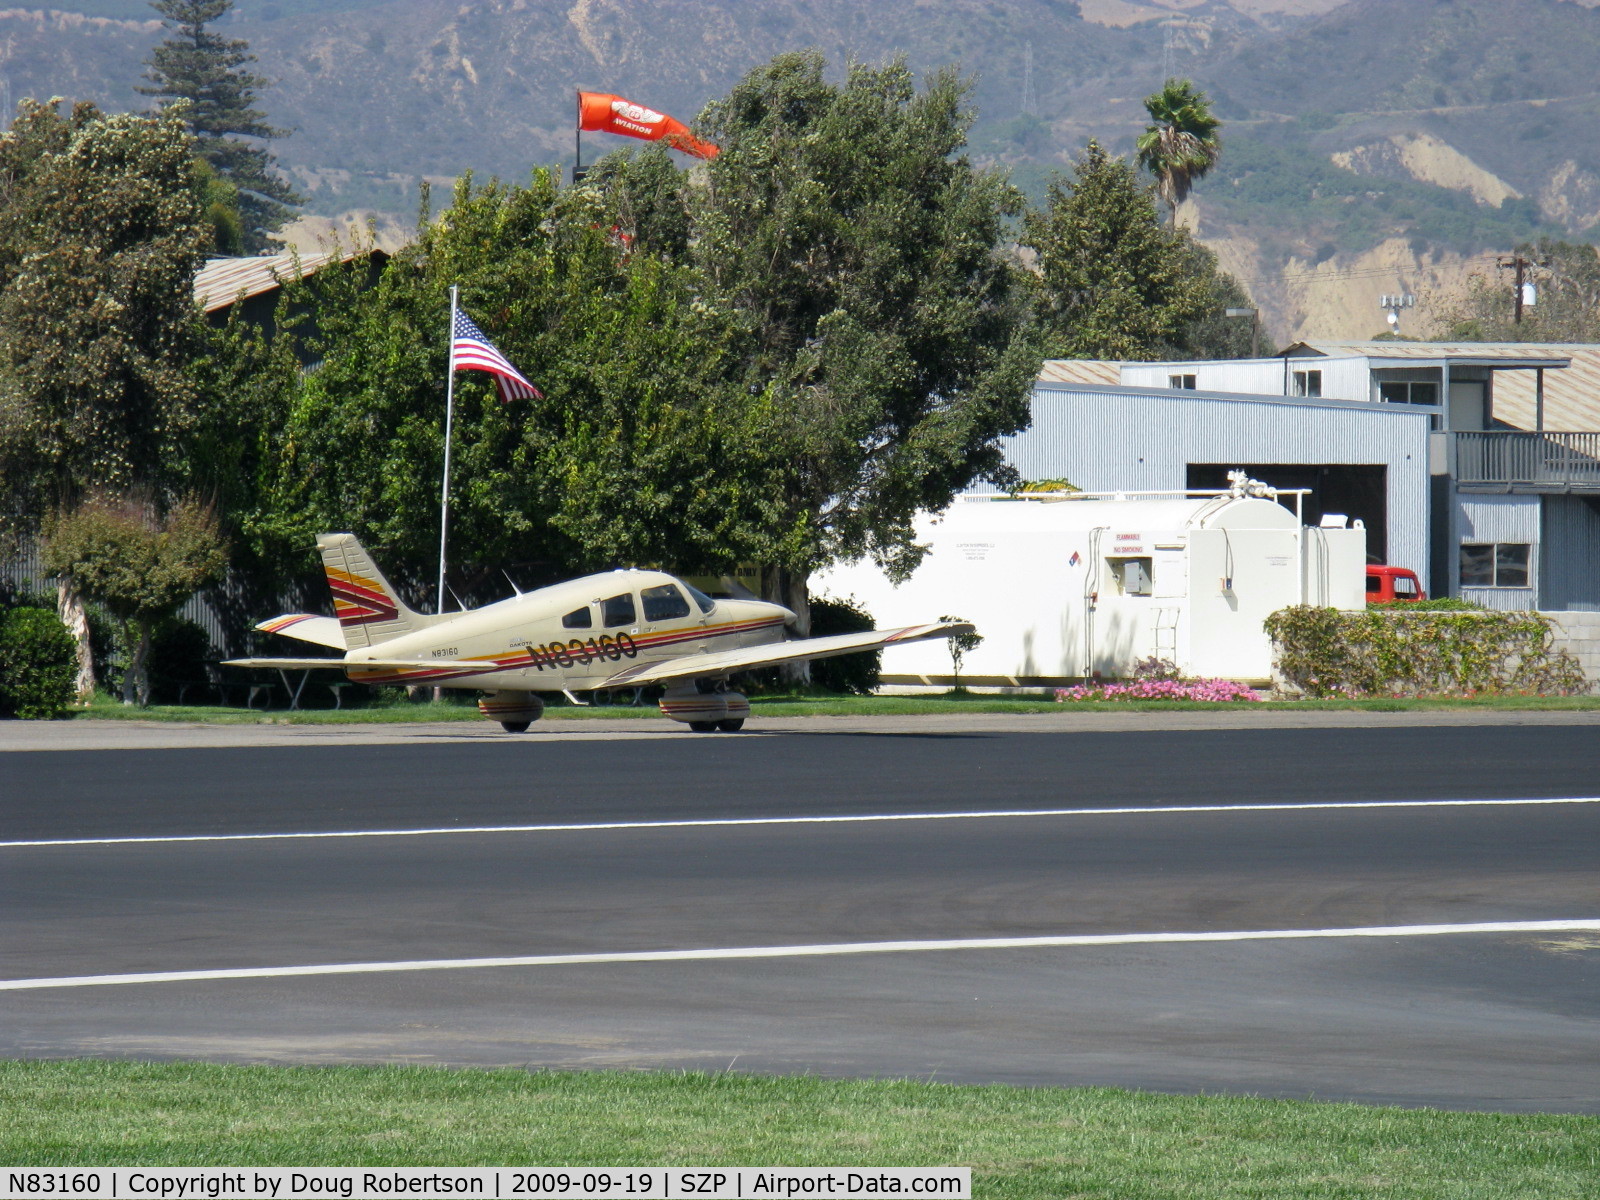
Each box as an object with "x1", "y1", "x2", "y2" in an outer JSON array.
[{"x1": 1366, "y1": 565, "x2": 1426, "y2": 603}]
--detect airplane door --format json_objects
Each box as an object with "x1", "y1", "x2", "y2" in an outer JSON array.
[{"x1": 639, "y1": 583, "x2": 696, "y2": 658}]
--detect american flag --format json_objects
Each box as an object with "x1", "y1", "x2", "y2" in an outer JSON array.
[{"x1": 450, "y1": 309, "x2": 543, "y2": 402}]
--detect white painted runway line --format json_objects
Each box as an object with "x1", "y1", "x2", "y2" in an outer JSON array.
[
  {"x1": 4, "y1": 920, "x2": 1598, "y2": 992},
  {"x1": 4, "y1": 795, "x2": 1600, "y2": 849}
]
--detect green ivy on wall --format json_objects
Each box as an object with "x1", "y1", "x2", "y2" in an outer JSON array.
[{"x1": 1264, "y1": 606, "x2": 1590, "y2": 698}]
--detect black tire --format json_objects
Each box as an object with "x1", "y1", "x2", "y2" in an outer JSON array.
[
  {"x1": 716, "y1": 718, "x2": 745, "y2": 732},
  {"x1": 500, "y1": 720, "x2": 531, "y2": 733},
  {"x1": 688, "y1": 721, "x2": 719, "y2": 732}
]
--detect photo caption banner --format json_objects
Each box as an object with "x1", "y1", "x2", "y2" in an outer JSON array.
[{"x1": 1, "y1": 1169, "x2": 970, "y2": 1200}]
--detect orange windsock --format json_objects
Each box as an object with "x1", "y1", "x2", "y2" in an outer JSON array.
[{"x1": 577, "y1": 91, "x2": 719, "y2": 159}]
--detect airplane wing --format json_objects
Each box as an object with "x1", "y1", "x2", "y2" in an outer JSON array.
[
  {"x1": 597, "y1": 621, "x2": 974, "y2": 689},
  {"x1": 255, "y1": 613, "x2": 345, "y2": 650}
]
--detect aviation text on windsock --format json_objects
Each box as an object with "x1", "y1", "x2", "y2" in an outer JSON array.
[{"x1": 578, "y1": 91, "x2": 719, "y2": 159}]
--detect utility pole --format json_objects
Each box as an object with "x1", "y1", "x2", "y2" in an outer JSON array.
[{"x1": 1497, "y1": 253, "x2": 1547, "y2": 325}]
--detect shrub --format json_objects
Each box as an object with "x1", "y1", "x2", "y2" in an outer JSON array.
[
  {"x1": 0, "y1": 606, "x2": 78, "y2": 719},
  {"x1": 1264, "y1": 605, "x2": 1589, "y2": 698},
  {"x1": 1129, "y1": 656, "x2": 1182, "y2": 682},
  {"x1": 808, "y1": 596, "x2": 881, "y2": 695}
]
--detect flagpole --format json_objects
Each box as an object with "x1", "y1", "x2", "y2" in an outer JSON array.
[{"x1": 438, "y1": 284, "x2": 458, "y2": 615}]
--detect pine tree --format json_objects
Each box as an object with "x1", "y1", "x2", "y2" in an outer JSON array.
[
  {"x1": 139, "y1": 0, "x2": 299, "y2": 252},
  {"x1": 1025, "y1": 140, "x2": 1223, "y2": 361}
]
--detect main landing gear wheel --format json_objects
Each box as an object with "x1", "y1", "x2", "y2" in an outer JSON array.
[
  {"x1": 688, "y1": 721, "x2": 719, "y2": 733},
  {"x1": 716, "y1": 718, "x2": 745, "y2": 732},
  {"x1": 481, "y1": 691, "x2": 543, "y2": 732}
]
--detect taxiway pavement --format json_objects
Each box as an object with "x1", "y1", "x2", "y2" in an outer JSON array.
[{"x1": 3, "y1": 716, "x2": 1598, "y2": 1112}]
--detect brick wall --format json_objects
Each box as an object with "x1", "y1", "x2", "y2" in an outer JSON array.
[{"x1": 1541, "y1": 611, "x2": 1600, "y2": 692}]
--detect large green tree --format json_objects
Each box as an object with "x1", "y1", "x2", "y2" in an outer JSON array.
[
  {"x1": 0, "y1": 99, "x2": 209, "y2": 535},
  {"x1": 1136, "y1": 77, "x2": 1222, "y2": 227},
  {"x1": 1025, "y1": 139, "x2": 1242, "y2": 361},
  {"x1": 232, "y1": 54, "x2": 1040, "y2": 643},
  {"x1": 689, "y1": 52, "x2": 1042, "y2": 623},
  {"x1": 246, "y1": 169, "x2": 787, "y2": 606},
  {"x1": 140, "y1": 0, "x2": 300, "y2": 251}
]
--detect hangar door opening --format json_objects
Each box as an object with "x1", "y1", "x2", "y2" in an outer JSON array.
[{"x1": 1187, "y1": 464, "x2": 1388, "y2": 564}]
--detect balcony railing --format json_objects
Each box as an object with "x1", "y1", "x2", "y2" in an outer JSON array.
[{"x1": 1453, "y1": 431, "x2": 1600, "y2": 491}]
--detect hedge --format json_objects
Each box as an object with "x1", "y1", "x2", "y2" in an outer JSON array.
[{"x1": 1264, "y1": 606, "x2": 1589, "y2": 698}]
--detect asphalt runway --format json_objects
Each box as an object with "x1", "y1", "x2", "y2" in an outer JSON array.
[{"x1": 3, "y1": 718, "x2": 1599, "y2": 1112}]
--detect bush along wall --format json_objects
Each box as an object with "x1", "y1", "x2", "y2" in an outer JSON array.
[{"x1": 1264, "y1": 606, "x2": 1590, "y2": 698}]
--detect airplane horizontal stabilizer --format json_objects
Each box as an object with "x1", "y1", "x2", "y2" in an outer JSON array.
[
  {"x1": 597, "y1": 621, "x2": 975, "y2": 689},
  {"x1": 222, "y1": 656, "x2": 352, "y2": 671},
  {"x1": 221, "y1": 656, "x2": 486, "y2": 672},
  {"x1": 255, "y1": 613, "x2": 345, "y2": 650}
]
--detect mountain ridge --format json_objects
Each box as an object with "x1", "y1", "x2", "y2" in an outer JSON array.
[{"x1": 6, "y1": 0, "x2": 1600, "y2": 344}]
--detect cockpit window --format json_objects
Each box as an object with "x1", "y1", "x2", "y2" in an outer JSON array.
[
  {"x1": 561, "y1": 606, "x2": 593, "y2": 630},
  {"x1": 601, "y1": 593, "x2": 636, "y2": 628},
  {"x1": 641, "y1": 583, "x2": 691, "y2": 621},
  {"x1": 683, "y1": 582, "x2": 716, "y2": 615}
]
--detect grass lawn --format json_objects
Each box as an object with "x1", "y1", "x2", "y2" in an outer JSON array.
[
  {"x1": 60, "y1": 689, "x2": 1600, "y2": 724},
  {"x1": 2, "y1": 1062, "x2": 1596, "y2": 1198}
]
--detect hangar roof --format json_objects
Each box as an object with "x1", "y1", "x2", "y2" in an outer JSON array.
[{"x1": 194, "y1": 248, "x2": 388, "y2": 314}]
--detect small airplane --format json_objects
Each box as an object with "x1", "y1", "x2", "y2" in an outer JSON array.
[{"x1": 225, "y1": 533, "x2": 972, "y2": 732}]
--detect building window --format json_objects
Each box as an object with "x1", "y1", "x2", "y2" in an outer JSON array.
[
  {"x1": 1292, "y1": 369, "x2": 1322, "y2": 397},
  {"x1": 1379, "y1": 381, "x2": 1439, "y2": 406},
  {"x1": 1460, "y1": 543, "x2": 1531, "y2": 588},
  {"x1": 1168, "y1": 374, "x2": 1197, "y2": 389}
]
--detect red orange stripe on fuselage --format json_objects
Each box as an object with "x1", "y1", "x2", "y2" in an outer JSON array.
[{"x1": 347, "y1": 615, "x2": 788, "y2": 686}]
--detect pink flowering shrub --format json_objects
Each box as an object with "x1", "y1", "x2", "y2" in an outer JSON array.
[{"x1": 1054, "y1": 678, "x2": 1262, "y2": 703}]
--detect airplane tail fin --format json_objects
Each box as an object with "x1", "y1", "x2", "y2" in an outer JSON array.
[{"x1": 317, "y1": 533, "x2": 429, "y2": 648}]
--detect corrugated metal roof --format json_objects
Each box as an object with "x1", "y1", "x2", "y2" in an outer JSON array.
[
  {"x1": 1290, "y1": 340, "x2": 1572, "y2": 369},
  {"x1": 1038, "y1": 359, "x2": 1122, "y2": 386},
  {"x1": 193, "y1": 248, "x2": 377, "y2": 313},
  {"x1": 1482, "y1": 345, "x2": 1600, "y2": 432}
]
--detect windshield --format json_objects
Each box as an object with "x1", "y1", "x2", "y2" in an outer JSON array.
[{"x1": 641, "y1": 583, "x2": 691, "y2": 622}]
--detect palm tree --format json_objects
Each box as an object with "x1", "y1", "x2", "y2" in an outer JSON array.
[{"x1": 1136, "y1": 78, "x2": 1222, "y2": 227}]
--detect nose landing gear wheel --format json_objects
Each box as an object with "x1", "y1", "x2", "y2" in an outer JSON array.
[
  {"x1": 716, "y1": 718, "x2": 745, "y2": 732},
  {"x1": 688, "y1": 721, "x2": 719, "y2": 732},
  {"x1": 501, "y1": 720, "x2": 531, "y2": 733}
]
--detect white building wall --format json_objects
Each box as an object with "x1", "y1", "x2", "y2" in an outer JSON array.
[
  {"x1": 1119, "y1": 357, "x2": 1374, "y2": 402},
  {"x1": 999, "y1": 384, "x2": 1434, "y2": 590}
]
